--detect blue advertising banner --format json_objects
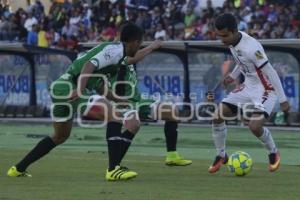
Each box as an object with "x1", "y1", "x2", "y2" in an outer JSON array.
[
  {"x1": 136, "y1": 52, "x2": 184, "y2": 102},
  {"x1": 0, "y1": 55, "x2": 31, "y2": 105},
  {"x1": 35, "y1": 54, "x2": 71, "y2": 108}
]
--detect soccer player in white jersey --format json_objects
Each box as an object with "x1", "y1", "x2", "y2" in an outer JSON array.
[{"x1": 208, "y1": 13, "x2": 290, "y2": 173}]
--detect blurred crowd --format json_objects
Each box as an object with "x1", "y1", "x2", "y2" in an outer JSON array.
[{"x1": 0, "y1": 0, "x2": 299, "y2": 51}]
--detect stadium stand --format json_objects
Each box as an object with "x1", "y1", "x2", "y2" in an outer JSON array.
[{"x1": 0, "y1": 0, "x2": 299, "y2": 49}]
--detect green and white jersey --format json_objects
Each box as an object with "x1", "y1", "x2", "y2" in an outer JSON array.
[
  {"x1": 63, "y1": 42, "x2": 128, "y2": 90},
  {"x1": 107, "y1": 64, "x2": 142, "y2": 103}
]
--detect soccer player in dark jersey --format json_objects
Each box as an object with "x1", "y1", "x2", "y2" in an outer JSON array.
[{"x1": 105, "y1": 63, "x2": 192, "y2": 167}]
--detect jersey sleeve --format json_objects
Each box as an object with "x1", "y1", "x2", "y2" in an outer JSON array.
[
  {"x1": 248, "y1": 41, "x2": 269, "y2": 69},
  {"x1": 89, "y1": 44, "x2": 125, "y2": 69}
]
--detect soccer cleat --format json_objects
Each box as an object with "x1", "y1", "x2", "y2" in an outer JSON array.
[
  {"x1": 105, "y1": 165, "x2": 138, "y2": 181},
  {"x1": 165, "y1": 151, "x2": 192, "y2": 166},
  {"x1": 268, "y1": 152, "x2": 280, "y2": 172},
  {"x1": 7, "y1": 166, "x2": 32, "y2": 177},
  {"x1": 208, "y1": 153, "x2": 228, "y2": 173}
]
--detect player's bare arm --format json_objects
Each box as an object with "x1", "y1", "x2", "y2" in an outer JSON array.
[
  {"x1": 127, "y1": 40, "x2": 162, "y2": 64},
  {"x1": 223, "y1": 65, "x2": 241, "y2": 87}
]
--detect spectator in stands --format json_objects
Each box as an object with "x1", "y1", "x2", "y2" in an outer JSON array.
[
  {"x1": 30, "y1": 0, "x2": 45, "y2": 20},
  {"x1": 1, "y1": 0, "x2": 300, "y2": 46},
  {"x1": 38, "y1": 25, "x2": 48, "y2": 47},
  {"x1": 82, "y1": 3, "x2": 92, "y2": 28},
  {"x1": 1, "y1": 4, "x2": 11, "y2": 19},
  {"x1": 7, "y1": 14, "x2": 19, "y2": 41},
  {"x1": 136, "y1": 9, "x2": 151, "y2": 30},
  {"x1": 237, "y1": 16, "x2": 248, "y2": 31},
  {"x1": 154, "y1": 23, "x2": 167, "y2": 40},
  {"x1": 0, "y1": 15, "x2": 9, "y2": 41},
  {"x1": 66, "y1": 34, "x2": 78, "y2": 51},
  {"x1": 184, "y1": 8, "x2": 196, "y2": 28},
  {"x1": 57, "y1": 33, "x2": 68, "y2": 49},
  {"x1": 267, "y1": 4, "x2": 278, "y2": 23},
  {"x1": 62, "y1": 0, "x2": 72, "y2": 14},
  {"x1": 100, "y1": 22, "x2": 117, "y2": 41},
  {"x1": 27, "y1": 24, "x2": 38, "y2": 45},
  {"x1": 77, "y1": 22, "x2": 89, "y2": 42},
  {"x1": 150, "y1": 6, "x2": 163, "y2": 29},
  {"x1": 24, "y1": 12, "x2": 38, "y2": 32},
  {"x1": 69, "y1": 9, "x2": 81, "y2": 25},
  {"x1": 61, "y1": 19, "x2": 77, "y2": 39},
  {"x1": 283, "y1": 25, "x2": 296, "y2": 38},
  {"x1": 45, "y1": 27, "x2": 56, "y2": 47}
]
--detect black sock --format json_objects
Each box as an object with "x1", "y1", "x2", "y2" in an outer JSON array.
[
  {"x1": 16, "y1": 136, "x2": 56, "y2": 172},
  {"x1": 118, "y1": 130, "x2": 135, "y2": 165},
  {"x1": 106, "y1": 121, "x2": 123, "y2": 171},
  {"x1": 164, "y1": 121, "x2": 178, "y2": 152}
]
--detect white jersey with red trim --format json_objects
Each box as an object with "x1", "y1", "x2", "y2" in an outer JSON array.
[{"x1": 229, "y1": 31, "x2": 273, "y2": 91}]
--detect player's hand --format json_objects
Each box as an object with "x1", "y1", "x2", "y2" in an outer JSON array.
[
  {"x1": 280, "y1": 101, "x2": 290, "y2": 125},
  {"x1": 206, "y1": 91, "x2": 215, "y2": 102},
  {"x1": 150, "y1": 40, "x2": 162, "y2": 50},
  {"x1": 280, "y1": 101, "x2": 290, "y2": 113},
  {"x1": 223, "y1": 76, "x2": 234, "y2": 87},
  {"x1": 68, "y1": 90, "x2": 80, "y2": 102}
]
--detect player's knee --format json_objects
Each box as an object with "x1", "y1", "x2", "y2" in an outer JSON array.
[
  {"x1": 123, "y1": 110, "x2": 140, "y2": 134},
  {"x1": 51, "y1": 132, "x2": 70, "y2": 145},
  {"x1": 126, "y1": 119, "x2": 140, "y2": 134},
  {"x1": 212, "y1": 111, "x2": 224, "y2": 124},
  {"x1": 158, "y1": 103, "x2": 178, "y2": 121},
  {"x1": 248, "y1": 121, "x2": 262, "y2": 135}
]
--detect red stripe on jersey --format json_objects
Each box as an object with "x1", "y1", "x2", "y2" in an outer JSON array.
[{"x1": 255, "y1": 68, "x2": 274, "y2": 91}]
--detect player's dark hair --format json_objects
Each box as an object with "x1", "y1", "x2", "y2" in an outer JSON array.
[
  {"x1": 215, "y1": 13, "x2": 237, "y2": 31},
  {"x1": 120, "y1": 22, "x2": 144, "y2": 42}
]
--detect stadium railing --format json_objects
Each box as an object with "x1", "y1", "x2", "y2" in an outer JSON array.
[{"x1": 0, "y1": 40, "x2": 299, "y2": 126}]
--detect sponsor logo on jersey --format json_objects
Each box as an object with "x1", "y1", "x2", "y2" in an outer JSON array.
[
  {"x1": 255, "y1": 50, "x2": 264, "y2": 60},
  {"x1": 104, "y1": 52, "x2": 111, "y2": 60}
]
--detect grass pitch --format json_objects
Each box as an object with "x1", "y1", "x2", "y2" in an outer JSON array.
[{"x1": 0, "y1": 123, "x2": 300, "y2": 200}]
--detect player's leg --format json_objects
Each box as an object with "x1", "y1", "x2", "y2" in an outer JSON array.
[
  {"x1": 209, "y1": 102, "x2": 241, "y2": 173},
  {"x1": 83, "y1": 95, "x2": 123, "y2": 170},
  {"x1": 248, "y1": 95, "x2": 280, "y2": 172},
  {"x1": 118, "y1": 110, "x2": 140, "y2": 165},
  {"x1": 7, "y1": 120, "x2": 73, "y2": 177},
  {"x1": 7, "y1": 84, "x2": 75, "y2": 178},
  {"x1": 209, "y1": 86, "x2": 249, "y2": 173},
  {"x1": 83, "y1": 95, "x2": 138, "y2": 180},
  {"x1": 153, "y1": 102, "x2": 192, "y2": 166}
]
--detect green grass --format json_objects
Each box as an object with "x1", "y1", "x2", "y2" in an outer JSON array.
[{"x1": 0, "y1": 123, "x2": 300, "y2": 200}]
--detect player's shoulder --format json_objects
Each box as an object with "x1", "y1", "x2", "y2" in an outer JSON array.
[
  {"x1": 239, "y1": 32, "x2": 268, "y2": 63},
  {"x1": 240, "y1": 31, "x2": 264, "y2": 53},
  {"x1": 97, "y1": 42, "x2": 124, "y2": 55},
  {"x1": 240, "y1": 32, "x2": 265, "y2": 59},
  {"x1": 91, "y1": 42, "x2": 125, "y2": 65}
]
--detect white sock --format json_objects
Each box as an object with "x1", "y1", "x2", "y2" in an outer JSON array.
[
  {"x1": 258, "y1": 127, "x2": 277, "y2": 154},
  {"x1": 212, "y1": 122, "x2": 227, "y2": 157}
]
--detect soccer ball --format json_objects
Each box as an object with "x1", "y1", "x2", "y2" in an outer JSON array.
[{"x1": 227, "y1": 151, "x2": 253, "y2": 176}]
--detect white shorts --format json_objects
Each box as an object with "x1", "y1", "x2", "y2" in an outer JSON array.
[{"x1": 222, "y1": 84, "x2": 277, "y2": 117}]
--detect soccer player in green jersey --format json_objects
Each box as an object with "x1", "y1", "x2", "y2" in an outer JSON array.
[
  {"x1": 7, "y1": 23, "x2": 160, "y2": 181},
  {"x1": 106, "y1": 63, "x2": 192, "y2": 166}
]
